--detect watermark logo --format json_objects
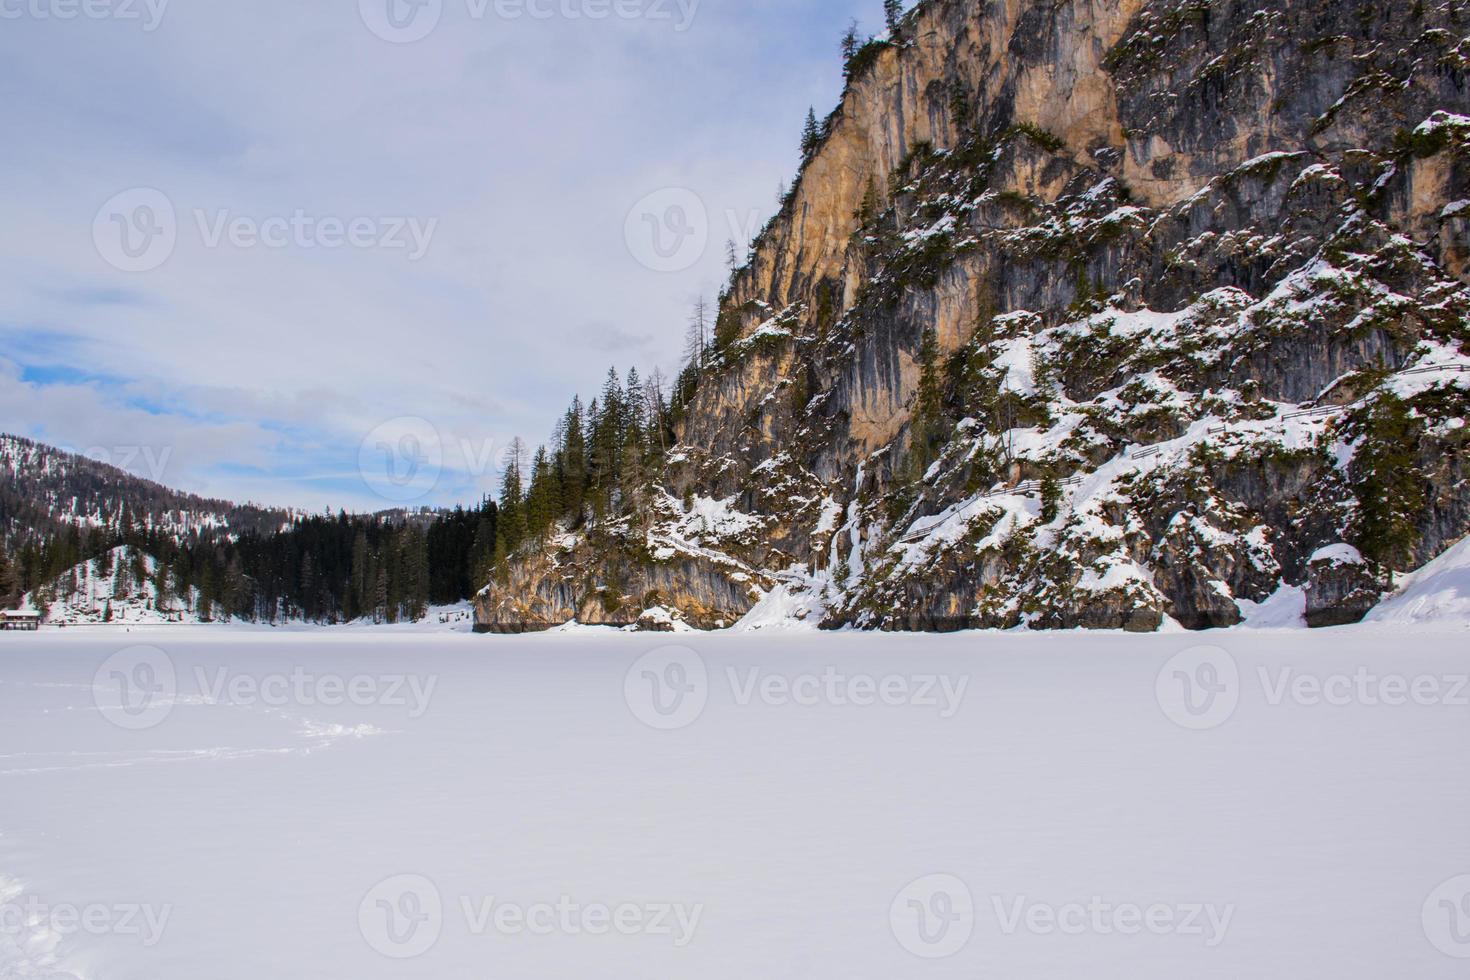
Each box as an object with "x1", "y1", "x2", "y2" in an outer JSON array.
[
  {"x1": 359, "y1": 0, "x2": 441, "y2": 42},
  {"x1": 0, "y1": 0, "x2": 168, "y2": 30},
  {"x1": 360, "y1": 874, "x2": 444, "y2": 959},
  {"x1": 1423, "y1": 875, "x2": 1470, "y2": 959},
  {"x1": 625, "y1": 654, "x2": 969, "y2": 730},
  {"x1": 890, "y1": 874, "x2": 974, "y2": 959},
  {"x1": 93, "y1": 188, "x2": 176, "y2": 273},
  {"x1": 359, "y1": 876, "x2": 701, "y2": 954},
  {"x1": 93, "y1": 646, "x2": 176, "y2": 731},
  {"x1": 625, "y1": 646, "x2": 707, "y2": 730},
  {"x1": 624, "y1": 188, "x2": 708, "y2": 273},
  {"x1": 359, "y1": 417, "x2": 445, "y2": 504},
  {"x1": 1156, "y1": 646, "x2": 1239, "y2": 731}
]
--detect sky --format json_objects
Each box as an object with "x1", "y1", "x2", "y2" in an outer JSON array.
[{"x1": 0, "y1": 0, "x2": 896, "y2": 512}]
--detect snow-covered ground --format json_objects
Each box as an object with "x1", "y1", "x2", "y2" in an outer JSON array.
[
  {"x1": 23, "y1": 546, "x2": 203, "y2": 626},
  {"x1": 1370, "y1": 536, "x2": 1470, "y2": 626},
  {"x1": 1, "y1": 625, "x2": 1467, "y2": 979}
]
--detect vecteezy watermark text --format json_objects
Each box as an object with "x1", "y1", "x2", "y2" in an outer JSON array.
[
  {"x1": 1259, "y1": 666, "x2": 1468, "y2": 708},
  {"x1": 624, "y1": 647, "x2": 971, "y2": 730},
  {"x1": 58, "y1": 444, "x2": 172, "y2": 483},
  {"x1": 93, "y1": 646, "x2": 439, "y2": 731},
  {"x1": 0, "y1": 896, "x2": 171, "y2": 948},
  {"x1": 1156, "y1": 645, "x2": 1469, "y2": 730},
  {"x1": 359, "y1": 0, "x2": 700, "y2": 44},
  {"x1": 727, "y1": 666, "x2": 968, "y2": 717},
  {"x1": 358, "y1": 875, "x2": 703, "y2": 959},
  {"x1": 193, "y1": 666, "x2": 437, "y2": 719},
  {"x1": 94, "y1": 188, "x2": 437, "y2": 272},
  {"x1": 991, "y1": 896, "x2": 1235, "y2": 947},
  {"x1": 0, "y1": 0, "x2": 167, "y2": 30},
  {"x1": 888, "y1": 874, "x2": 1235, "y2": 959}
]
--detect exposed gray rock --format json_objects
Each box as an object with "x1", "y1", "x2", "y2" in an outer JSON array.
[
  {"x1": 476, "y1": 0, "x2": 1470, "y2": 634},
  {"x1": 1304, "y1": 548, "x2": 1385, "y2": 628}
]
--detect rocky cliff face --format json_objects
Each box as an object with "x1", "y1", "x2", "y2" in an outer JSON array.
[{"x1": 475, "y1": 0, "x2": 1470, "y2": 633}]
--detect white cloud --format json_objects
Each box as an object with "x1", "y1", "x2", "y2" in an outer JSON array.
[{"x1": 0, "y1": 0, "x2": 865, "y2": 509}]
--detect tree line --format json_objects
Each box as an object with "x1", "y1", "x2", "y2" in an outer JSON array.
[
  {"x1": 5, "y1": 499, "x2": 499, "y2": 624},
  {"x1": 487, "y1": 366, "x2": 680, "y2": 579}
]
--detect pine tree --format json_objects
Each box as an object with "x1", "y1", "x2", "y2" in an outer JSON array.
[
  {"x1": 525, "y1": 447, "x2": 560, "y2": 543},
  {"x1": 350, "y1": 530, "x2": 370, "y2": 620},
  {"x1": 113, "y1": 552, "x2": 133, "y2": 599},
  {"x1": 0, "y1": 549, "x2": 14, "y2": 607},
  {"x1": 619, "y1": 423, "x2": 647, "y2": 519},
  {"x1": 373, "y1": 566, "x2": 388, "y2": 624},
  {"x1": 496, "y1": 439, "x2": 528, "y2": 558},
  {"x1": 1040, "y1": 472, "x2": 1062, "y2": 524},
  {"x1": 154, "y1": 562, "x2": 173, "y2": 612},
  {"x1": 725, "y1": 239, "x2": 741, "y2": 272},
  {"x1": 624, "y1": 367, "x2": 645, "y2": 437},
  {"x1": 402, "y1": 525, "x2": 430, "y2": 621},
  {"x1": 857, "y1": 175, "x2": 881, "y2": 226},
  {"x1": 949, "y1": 81, "x2": 973, "y2": 132},
  {"x1": 560, "y1": 398, "x2": 588, "y2": 525},
  {"x1": 841, "y1": 19, "x2": 861, "y2": 61},
  {"x1": 224, "y1": 555, "x2": 247, "y2": 619},
  {"x1": 1351, "y1": 393, "x2": 1427, "y2": 567},
  {"x1": 909, "y1": 326, "x2": 945, "y2": 479},
  {"x1": 884, "y1": 0, "x2": 904, "y2": 38},
  {"x1": 588, "y1": 371, "x2": 627, "y2": 520},
  {"x1": 800, "y1": 107, "x2": 822, "y2": 159}
]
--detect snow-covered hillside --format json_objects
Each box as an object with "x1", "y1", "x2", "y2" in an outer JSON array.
[
  {"x1": 0, "y1": 433, "x2": 293, "y2": 545},
  {"x1": 1369, "y1": 535, "x2": 1470, "y2": 626},
  {"x1": 20, "y1": 546, "x2": 479, "y2": 632},
  {"x1": 22, "y1": 546, "x2": 208, "y2": 625}
]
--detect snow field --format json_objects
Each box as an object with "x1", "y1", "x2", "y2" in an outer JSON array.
[{"x1": 0, "y1": 627, "x2": 1467, "y2": 978}]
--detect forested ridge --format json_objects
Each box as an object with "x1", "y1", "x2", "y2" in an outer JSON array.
[{"x1": 0, "y1": 435, "x2": 498, "y2": 623}]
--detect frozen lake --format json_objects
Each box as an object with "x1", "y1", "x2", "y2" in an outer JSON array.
[{"x1": 1, "y1": 626, "x2": 1468, "y2": 978}]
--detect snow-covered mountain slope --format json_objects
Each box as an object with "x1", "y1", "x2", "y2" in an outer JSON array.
[
  {"x1": 0, "y1": 433, "x2": 293, "y2": 546},
  {"x1": 21, "y1": 545, "x2": 210, "y2": 625},
  {"x1": 21, "y1": 545, "x2": 480, "y2": 631},
  {"x1": 476, "y1": 0, "x2": 1470, "y2": 634},
  {"x1": 1368, "y1": 535, "x2": 1470, "y2": 626}
]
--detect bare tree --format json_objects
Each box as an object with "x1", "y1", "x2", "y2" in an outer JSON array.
[
  {"x1": 645, "y1": 368, "x2": 670, "y2": 452},
  {"x1": 685, "y1": 297, "x2": 710, "y2": 368},
  {"x1": 502, "y1": 437, "x2": 528, "y2": 486}
]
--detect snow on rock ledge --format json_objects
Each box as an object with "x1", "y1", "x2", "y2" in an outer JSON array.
[{"x1": 1368, "y1": 536, "x2": 1470, "y2": 627}]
